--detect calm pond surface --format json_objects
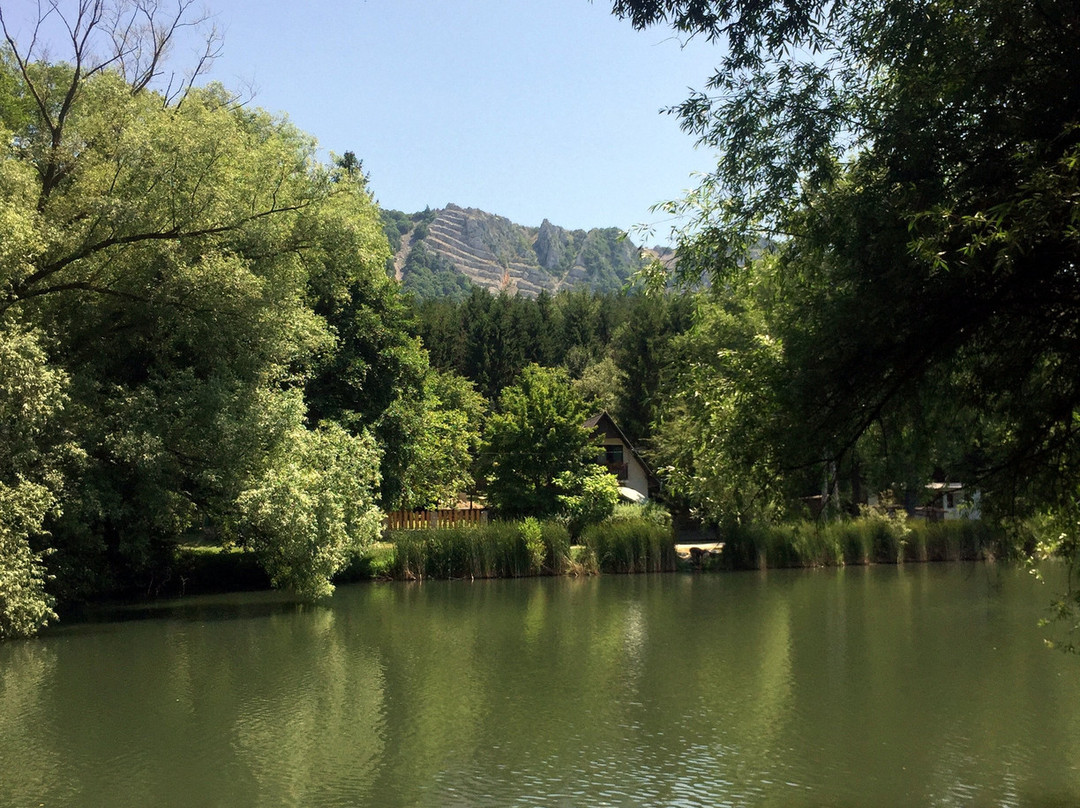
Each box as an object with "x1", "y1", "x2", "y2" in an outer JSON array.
[{"x1": 3, "y1": 563, "x2": 1080, "y2": 807}]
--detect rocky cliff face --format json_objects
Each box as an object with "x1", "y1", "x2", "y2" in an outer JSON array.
[{"x1": 385, "y1": 204, "x2": 649, "y2": 299}]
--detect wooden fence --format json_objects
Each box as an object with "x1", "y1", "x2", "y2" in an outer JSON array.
[{"x1": 384, "y1": 508, "x2": 488, "y2": 531}]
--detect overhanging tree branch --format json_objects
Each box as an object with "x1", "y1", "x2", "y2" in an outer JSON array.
[{"x1": 4, "y1": 201, "x2": 312, "y2": 311}]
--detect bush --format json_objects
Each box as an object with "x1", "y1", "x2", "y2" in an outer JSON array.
[
  {"x1": 610, "y1": 501, "x2": 672, "y2": 529},
  {"x1": 520, "y1": 517, "x2": 545, "y2": 572},
  {"x1": 237, "y1": 423, "x2": 383, "y2": 599},
  {"x1": 0, "y1": 482, "x2": 58, "y2": 640},
  {"x1": 557, "y1": 466, "x2": 620, "y2": 539}
]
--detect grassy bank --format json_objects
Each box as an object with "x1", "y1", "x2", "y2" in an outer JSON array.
[{"x1": 718, "y1": 516, "x2": 1015, "y2": 571}]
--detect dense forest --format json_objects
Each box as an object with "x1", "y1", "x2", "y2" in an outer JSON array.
[{"x1": 2, "y1": 0, "x2": 1078, "y2": 641}]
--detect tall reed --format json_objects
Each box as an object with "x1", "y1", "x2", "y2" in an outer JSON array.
[
  {"x1": 721, "y1": 517, "x2": 1011, "y2": 570},
  {"x1": 581, "y1": 516, "x2": 677, "y2": 573},
  {"x1": 386, "y1": 520, "x2": 572, "y2": 580}
]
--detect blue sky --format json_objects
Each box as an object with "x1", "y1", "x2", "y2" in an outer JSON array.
[{"x1": 202, "y1": 0, "x2": 721, "y2": 240}]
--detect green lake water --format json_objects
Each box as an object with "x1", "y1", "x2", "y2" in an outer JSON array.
[{"x1": 2, "y1": 563, "x2": 1080, "y2": 807}]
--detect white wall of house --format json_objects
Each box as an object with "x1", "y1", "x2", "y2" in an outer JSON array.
[
  {"x1": 940, "y1": 488, "x2": 981, "y2": 520},
  {"x1": 623, "y1": 450, "x2": 651, "y2": 500}
]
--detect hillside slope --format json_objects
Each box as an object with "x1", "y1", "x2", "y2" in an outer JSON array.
[{"x1": 382, "y1": 205, "x2": 651, "y2": 299}]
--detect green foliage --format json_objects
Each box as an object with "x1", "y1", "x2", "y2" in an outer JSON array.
[
  {"x1": 611, "y1": 500, "x2": 672, "y2": 529},
  {"x1": 651, "y1": 290, "x2": 791, "y2": 524},
  {"x1": 1027, "y1": 506, "x2": 1080, "y2": 653},
  {"x1": 0, "y1": 481, "x2": 58, "y2": 639},
  {"x1": 519, "y1": 516, "x2": 545, "y2": 572},
  {"x1": 413, "y1": 287, "x2": 691, "y2": 439},
  {"x1": 461, "y1": 289, "x2": 533, "y2": 400},
  {"x1": 237, "y1": 421, "x2": 383, "y2": 599},
  {"x1": 580, "y1": 516, "x2": 676, "y2": 573},
  {"x1": 399, "y1": 241, "x2": 473, "y2": 301},
  {"x1": 0, "y1": 65, "x2": 353, "y2": 597},
  {"x1": 379, "y1": 209, "x2": 413, "y2": 253},
  {"x1": 0, "y1": 323, "x2": 74, "y2": 638},
  {"x1": 574, "y1": 227, "x2": 644, "y2": 292},
  {"x1": 613, "y1": 0, "x2": 1080, "y2": 523},
  {"x1": 611, "y1": 292, "x2": 693, "y2": 442},
  {"x1": 719, "y1": 517, "x2": 1011, "y2": 570},
  {"x1": 0, "y1": 14, "x2": 447, "y2": 621},
  {"x1": 556, "y1": 465, "x2": 621, "y2": 539},
  {"x1": 483, "y1": 364, "x2": 598, "y2": 518},
  {"x1": 387, "y1": 519, "x2": 572, "y2": 580},
  {"x1": 572, "y1": 357, "x2": 624, "y2": 413},
  {"x1": 302, "y1": 187, "x2": 455, "y2": 511},
  {"x1": 393, "y1": 370, "x2": 487, "y2": 509}
]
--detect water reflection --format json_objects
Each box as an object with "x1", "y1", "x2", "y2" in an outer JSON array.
[{"x1": 1, "y1": 566, "x2": 1079, "y2": 807}]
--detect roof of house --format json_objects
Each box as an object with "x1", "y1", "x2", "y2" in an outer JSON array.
[{"x1": 584, "y1": 410, "x2": 658, "y2": 487}]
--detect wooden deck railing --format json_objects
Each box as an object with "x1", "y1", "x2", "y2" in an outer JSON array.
[{"x1": 384, "y1": 508, "x2": 488, "y2": 531}]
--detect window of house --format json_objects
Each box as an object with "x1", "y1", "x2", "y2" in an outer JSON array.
[{"x1": 605, "y1": 445, "x2": 624, "y2": 465}]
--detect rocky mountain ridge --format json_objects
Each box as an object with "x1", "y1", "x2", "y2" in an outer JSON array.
[{"x1": 382, "y1": 204, "x2": 673, "y2": 299}]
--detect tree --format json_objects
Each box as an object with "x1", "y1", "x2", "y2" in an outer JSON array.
[
  {"x1": 237, "y1": 420, "x2": 382, "y2": 599},
  {"x1": 483, "y1": 364, "x2": 603, "y2": 518},
  {"x1": 650, "y1": 288, "x2": 792, "y2": 525},
  {"x1": 0, "y1": 323, "x2": 74, "y2": 638},
  {"x1": 573, "y1": 356, "x2": 624, "y2": 415},
  {"x1": 611, "y1": 292, "x2": 693, "y2": 443},
  {"x1": 611, "y1": 0, "x2": 1080, "y2": 515},
  {"x1": 0, "y1": 2, "x2": 394, "y2": 606},
  {"x1": 394, "y1": 369, "x2": 487, "y2": 509},
  {"x1": 556, "y1": 465, "x2": 621, "y2": 540},
  {"x1": 460, "y1": 289, "x2": 530, "y2": 401},
  {"x1": 300, "y1": 170, "x2": 439, "y2": 511}
]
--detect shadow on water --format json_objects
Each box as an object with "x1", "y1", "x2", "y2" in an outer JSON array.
[{"x1": 44, "y1": 589, "x2": 320, "y2": 633}]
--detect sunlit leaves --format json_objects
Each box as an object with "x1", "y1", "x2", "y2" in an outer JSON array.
[
  {"x1": 0, "y1": 323, "x2": 72, "y2": 638},
  {"x1": 484, "y1": 364, "x2": 599, "y2": 519},
  {"x1": 238, "y1": 421, "x2": 382, "y2": 599},
  {"x1": 0, "y1": 28, "x2": 405, "y2": 610}
]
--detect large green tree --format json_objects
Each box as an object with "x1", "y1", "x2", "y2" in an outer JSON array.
[
  {"x1": 613, "y1": 0, "x2": 1080, "y2": 515},
  {"x1": 0, "y1": 2, "x2": 396, "y2": 607},
  {"x1": 483, "y1": 364, "x2": 614, "y2": 520}
]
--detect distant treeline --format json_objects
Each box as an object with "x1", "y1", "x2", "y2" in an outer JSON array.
[{"x1": 410, "y1": 288, "x2": 694, "y2": 443}]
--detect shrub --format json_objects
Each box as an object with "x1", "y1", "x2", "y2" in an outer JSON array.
[
  {"x1": 610, "y1": 501, "x2": 672, "y2": 529},
  {"x1": 520, "y1": 517, "x2": 545, "y2": 573},
  {"x1": 557, "y1": 466, "x2": 620, "y2": 539}
]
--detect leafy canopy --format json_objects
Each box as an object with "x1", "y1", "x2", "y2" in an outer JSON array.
[
  {"x1": 613, "y1": 0, "x2": 1080, "y2": 516},
  {"x1": 483, "y1": 364, "x2": 609, "y2": 520},
  {"x1": 0, "y1": 3, "x2": 414, "y2": 609}
]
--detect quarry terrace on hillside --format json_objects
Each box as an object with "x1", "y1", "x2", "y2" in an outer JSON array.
[{"x1": 383, "y1": 204, "x2": 675, "y2": 299}]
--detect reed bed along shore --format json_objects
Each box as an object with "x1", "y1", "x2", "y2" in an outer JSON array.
[
  {"x1": 177, "y1": 513, "x2": 1020, "y2": 594},
  {"x1": 717, "y1": 517, "x2": 1015, "y2": 571},
  {"x1": 362, "y1": 513, "x2": 679, "y2": 581}
]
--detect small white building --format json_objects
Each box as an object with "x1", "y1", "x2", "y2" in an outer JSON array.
[
  {"x1": 584, "y1": 411, "x2": 659, "y2": 502},
  {"x1": 923, "y1": 482, "x2": 982, "y2": 520}
]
